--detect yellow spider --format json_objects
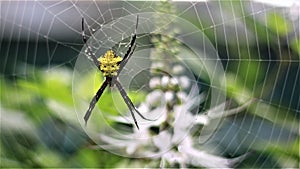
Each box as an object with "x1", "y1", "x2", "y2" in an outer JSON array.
[{"x1": 81, "y1": 15, "x2": 152, "y2": 129}]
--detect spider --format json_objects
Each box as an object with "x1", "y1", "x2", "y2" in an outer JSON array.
[{"x1": 81, "y1": 15, "x2": 152, "y2": 129}]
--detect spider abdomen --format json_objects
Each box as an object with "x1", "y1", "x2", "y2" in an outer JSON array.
[{"x1": 99, "y1": 50, "x2": 122, "y2": 77}]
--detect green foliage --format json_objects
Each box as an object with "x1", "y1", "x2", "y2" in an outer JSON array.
[
  {"x1": 235, "y1": 60, "x2": 266, "y2": 90},
  {"x1": 291, "y1": 38, "x2": 300, "y2": 57},
  {"x1": 266, "y1": 12, "x2": 292, "y2": 35},
  {"x1": 0, "y1": 67, "x2": 147, "y2": 167}
]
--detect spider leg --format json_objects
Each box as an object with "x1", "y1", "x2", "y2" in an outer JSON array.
[
  {"x1": 118, "y1": 15, "x2": 139, "y2": 73},
  {"x1": 82, "y1": 18, "x2": 101, "y2": 68},
  {"x1": 115, "y1": 79, "x2": 154, "y2": 130},
  {"x1": 84, "y1": 78, "x2": 110, "y2": 125},
  {"x1": 115, "y1": 80, "x2": 139, "y2": 129}
]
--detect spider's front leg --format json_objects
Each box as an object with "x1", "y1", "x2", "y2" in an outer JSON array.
[
  {"x1": 81, "y1": 18, "x2": 101, "y2": 68},
  {"x1": 118, "y1": 15, "x2": 139, "y2": 74}
]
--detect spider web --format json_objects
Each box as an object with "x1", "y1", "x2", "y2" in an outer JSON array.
[{"x1": 1, "y1": 0, "x2": 299, "y2": 168}]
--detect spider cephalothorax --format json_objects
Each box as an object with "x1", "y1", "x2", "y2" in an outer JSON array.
[
  {"x1": 81, "y1": 15, "x2": 152, "y2": 129},
  {"x1": 99, "y1": 50, "x2": 122, "y2": 77}
]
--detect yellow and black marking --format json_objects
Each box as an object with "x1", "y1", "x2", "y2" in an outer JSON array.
[{"x1": 98, "y1": 50, "x2": 122, "y2": 77}]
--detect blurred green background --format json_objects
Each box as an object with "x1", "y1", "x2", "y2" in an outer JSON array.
[{"x1": 0, "y1": 0, "x2": 299, "y2": 168}]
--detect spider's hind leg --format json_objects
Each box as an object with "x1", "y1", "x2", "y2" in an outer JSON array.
[
  {"x1": 84, "y1": 79, "x2": 109, "y2": 125},
  {"x1": 115, "y1": 80, "x2": 154, "y2": 130}
]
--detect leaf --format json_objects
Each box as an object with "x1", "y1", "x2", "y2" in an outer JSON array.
[
  {"x1": 266, "y1": 12, "x2": 292, "y2": 35},
  {"x1": 291, "y1": 38, "x2": 300, "y2": 57}
]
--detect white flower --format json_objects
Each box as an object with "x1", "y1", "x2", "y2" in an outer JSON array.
[
  {"x1": 172, "y1": 64, "x2": 185, "y2": 74},
  {"x1": 153, "y1": 131, "x2": 172, "y2": 151},
  {"x1": 151, "y1": 62, "x2": 164, "y2": 69},
  {"x1": 149, "y1": 77, "x2": 161, "y2": 89},
  {"x1": 177, "y1": 92, "x2": 188, "y2": 102},
  {"x1": 150, "y1": 128, "x2": 239, "y2": 169},
  {"x1": 196, "y1": 114, "x2": 210, "y2": 125},
  {"x1": 161, "y1": 76, "x2": 170, "y2": 87},
  {"x1": 179, "y1": 76, "x2": 190, "y2": 89},
  {"x1": 178, "y1": 136, "x2": 237, "y2": 169},
  {"x1": 99, "y1": 129, "x2": 151, "y2": 155},
  {"x1": 170, "y1": 77, "x2": 179, "y2": 86},
  {"x1": 164, "y1": 91, "x2": 174, "y2": 102},
  {"x1": 146, "y1": 90, "x2": 164, "y2": 106}
]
